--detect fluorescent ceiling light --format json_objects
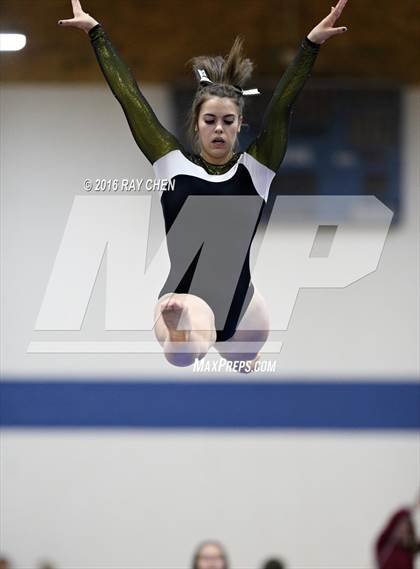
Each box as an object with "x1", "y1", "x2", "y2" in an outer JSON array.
[{"x1": 0, "y1": 33, "x2": 27, "y2": 51}]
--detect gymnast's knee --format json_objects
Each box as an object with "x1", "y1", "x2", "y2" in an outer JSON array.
[
  {"x1": 163, "y1": 339, "x2": 208, "y2": 368},
  {"x1": 218, "y1": 350, "x2": 259, "y2": 363}
]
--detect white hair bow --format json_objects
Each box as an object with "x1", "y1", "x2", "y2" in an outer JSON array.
[{"x1": 197, "y1": 68, "x2": 260, "y2": 96}]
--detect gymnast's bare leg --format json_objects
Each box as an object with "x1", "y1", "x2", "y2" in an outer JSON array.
[
  {"x1": 153, "y1": 293, "x2": 217, "y2": 367},
  {"x1": 213, "y1": 287, "x2": 270, "y2": 372}
]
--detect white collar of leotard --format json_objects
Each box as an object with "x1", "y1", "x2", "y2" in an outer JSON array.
[{"x1": 152, "y1": 149, "x2": 275, "y2": 202}]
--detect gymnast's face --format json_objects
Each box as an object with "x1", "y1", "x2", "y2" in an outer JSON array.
[{"x1": 197, "y1": 97, "x2": 242, "y2": 165}]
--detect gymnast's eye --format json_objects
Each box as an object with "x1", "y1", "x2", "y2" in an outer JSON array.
[
  {"x1": 224, "y1": 119, "x2": 234, "y2": 125},
  {"x1": 204, "y1": 119, "x2": 215, "y2": 124}
]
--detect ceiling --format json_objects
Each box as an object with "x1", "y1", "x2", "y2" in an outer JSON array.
[{"x1": 1, "y1": 0, "x2": 419, "y2": 85}]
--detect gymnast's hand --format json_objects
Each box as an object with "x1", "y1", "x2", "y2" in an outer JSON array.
[
  {"x1": 58, "y1": 0, "x2": 99, "y2": 34},
  {"x1": 307, "y1": 0, "x2": 349, "y2": 44}
]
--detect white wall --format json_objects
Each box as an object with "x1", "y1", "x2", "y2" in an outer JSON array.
[
  {"x1": 0, "y1": 85, "x2": 418, "y2": 379},
  {"x1": 0, "y1": 84, "x2": 419, "y2": 569},
  {"x1": 1, "y1": 431, "x2": 419, "y2": 569}
]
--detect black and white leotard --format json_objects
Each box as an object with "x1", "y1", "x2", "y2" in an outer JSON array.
[{"x1": 88, "y1": 24, "x2": 320, "y2": 342}]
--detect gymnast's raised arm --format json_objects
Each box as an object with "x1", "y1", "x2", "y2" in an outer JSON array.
[
  {"x1": 246, "y1": 0, "x2": 349, "y2": 173},
  {"x1": 58, "y1": 0, "x2": 181, "y2": 164}
]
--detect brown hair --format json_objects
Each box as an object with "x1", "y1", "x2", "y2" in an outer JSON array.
[{"x1": 186, "y1": 36, "x2": 254, "y2": 152}]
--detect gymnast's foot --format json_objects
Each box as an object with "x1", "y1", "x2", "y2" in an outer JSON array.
[
  {"x1": 240, "y1": 352, "x2": 261, "y2": 374},
  {"x1": 161, "y1": 298, "x2": 191, "y2": 343}
]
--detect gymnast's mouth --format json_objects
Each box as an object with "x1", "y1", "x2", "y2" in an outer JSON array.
[{"x1": 211, "y1": 137, "x2": 226, "y2": 145}]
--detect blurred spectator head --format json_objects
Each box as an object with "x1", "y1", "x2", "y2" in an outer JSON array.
[
  {"x1": 0, "y1": 557, "x2": 11, "y2": 569},
  {"x1": 38, "y1": 563, "x2": 56, "y2": 569},
  {"x1": 261, "y1": 558, "x2": 286, "y2": 569},
  {"x1": 192, "y1": 540, "x2": 229, "y2": 569}
]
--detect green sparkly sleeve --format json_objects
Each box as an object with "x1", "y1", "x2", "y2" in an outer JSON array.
[
  {"x1": 88, "y1": 24, "x2": 181, "y2": 164},
  {"x1": 246, "y1": 36, "x2": 321, "y2": 172}
]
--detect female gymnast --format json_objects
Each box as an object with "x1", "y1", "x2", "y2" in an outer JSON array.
[{"x1": 59, "y1": 0, "x2": 349, "y2": 371}]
